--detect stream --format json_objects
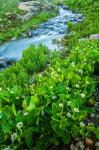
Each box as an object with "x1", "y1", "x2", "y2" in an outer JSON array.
[{"x1": 0, "y1": 6, "x2": 83, "y2": 68}]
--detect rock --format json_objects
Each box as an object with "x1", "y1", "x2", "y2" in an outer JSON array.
[
  {"x1": 70, "y1": 144, "x2": 79, "y2": 150},
  {"x1": 95, "y1": 102, "x2": 99, "y2": 111},
  {"x1": 85, "y1": 139, "x2": 94, "y2": 146},
  {"x1": 96, "y1": 114, "x2": 99, "y2": 119},
  {"x1": 0, "y1": 57, "x2": 17, "y2": 69},
  {"x1": 28, "y1": 31, "x2": 32, "y2": 37},
  {"x1": 18, "y1": 11, "x2": 36, "y2": 22},
  {"x1": 20, "y1": 33, "x2": 27, "y2": 38},
  {"x1": 79, "y1": 141, "x2": 85, "y2": 150},
  {"x1": 95, "y1": 142, "x2": 99, "y2": 147},
  {"x1": 0, "y1": 60, "x2": 6, "y2": 67},
  {"x1": 18, "y1": 1, "x2": 41, "y2": 12},
  {"x1": 11, "y1": 37, "x2": 17, "y2": 41},
  {"x1": 89, "y1": 34, "x2": 99, "y2": 40},
  {"x1": 18, "y1": 1, "x2": 58, "y2": 22},
  {"x1": 59, "y1": 4, "x2": 69, "y2": 10}
]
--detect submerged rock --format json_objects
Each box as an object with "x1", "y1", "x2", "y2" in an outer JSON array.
[{"x1": 0, "y1": 57, "x2": 17, "y2": 68}]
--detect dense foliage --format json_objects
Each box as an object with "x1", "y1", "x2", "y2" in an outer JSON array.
[
  {"x1": 0, "y1": 40, "x2": 99, "y2": 149},
  {"x1": 61, "y1": 0, "x2": 99, "y2": 48},
  {"x1": 0, "y1": 0, "x2": 99, "y2": 149}
]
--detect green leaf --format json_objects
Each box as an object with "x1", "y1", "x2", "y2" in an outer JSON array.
[
  {"x1": 12, "y1": 104, "x2": 17, "y2": 116},
  {"x1": 22, "y1": 99, "x2": 27, "y2": 109}
]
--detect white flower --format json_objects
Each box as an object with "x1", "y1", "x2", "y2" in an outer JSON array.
[
  {"x1": 67, "y1": 112, "x2": 71, "y2": 118},
  {"x1": 59, "y1": 103, "x2": 63, "y2": 108},
  {"x1": 16, "y1": 97, "x2": 19, "y2": 99},
  {"x1": 50, "y1": 86, "x2": 53, "y2": 89},
  {"x1": 16, "y1": 122, "x2": 23, "y2": 129},
  {"x1": 75, "y1": 84, "x2": 79, "y2": 88},
  {"x1": 67, "y1": 101, "x2": 71, "y2": 106},
  {"x1": 79, "y1": 69, "x2": 83, "y2": 74},
  {"x1": 66, "y1": 87, "x2": 69, "y2": 90},
  {"x1": 71, "y1": 62, "x2": 75, "y2": 67},
  {"x1": 3, "y1": 146, "x2": 11, "y2": 150},
  {"x1": 74, "y1": 108, "x2": 79, "y2": 112},
  {"x1": 10, "y1": 91, "x2": 14, "y2": 94},
  {"x1": 81, "y1": 93, "x2": 85, "y2": 98},
  {"x1": 52, "y1": 96, "x2": 57, "y2": 100},
  {"x1": 11, "y1": 133, "x2": 17, "y2": 143},
  {"x1": 23, "y1": 112, "x2": 28, "y2": 116},
  {"x1": 57, "y1": 68, "x2": 61, "y2": 72},
  {"x1": 0, "y1": 87, "x2": 2, "y2": 91},
  {"x1": 80, "y1": 122, "x2": 85, "y2": 127},
  {"x1": 86, "y1": 81, "x2": 89, "y2": 85}
]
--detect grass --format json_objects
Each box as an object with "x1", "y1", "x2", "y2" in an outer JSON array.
[{"x1": 60, "y1": 0, "x2": 99, "y2": 48}]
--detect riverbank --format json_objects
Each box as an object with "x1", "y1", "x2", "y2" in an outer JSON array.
[
  {"x1": 0, "y1": 6, "x2": 83, "y2": 68},
  {"x1": 61, "y1": 0, "x2": 99, "y2": 47},
  {"x1": 0, "y1": 0, "x2": 58, "y2": 44}
]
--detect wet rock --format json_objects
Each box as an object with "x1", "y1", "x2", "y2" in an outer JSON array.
[
  {"x1": 0, "y1": 59, "x2": 6, "y2": 67},
  {"x1": 20, "y1": 33, "x2": 27, "y2": 38},
  {"x1": 95, "y1": 102, "x2": 99, "y2": 111},
  {"x1": 18, "y1": 11, "x2": 36, "y2": 22},
  {"x1": 95, "y1": 142, "x2": 99, "y2": 147},
  {"x1": 28, "y1": 31, "x2": 32, "y2": 37},
  {"x1": 18, "y1": 1, "x2": 41, "y2": 12},
  {"x1": 11, "y1": 37, "x2": 17, "y2": 41},
  {"x1": 0, "y1": 58, "x2": 17, "y2": 69},
  {"x1": 96, "y1": 114, "x2": 99, "y2": 119}
]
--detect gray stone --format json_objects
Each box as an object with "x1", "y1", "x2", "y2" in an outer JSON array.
[
  {"x1": 70, "y1": 144, "x2": 79, "y2": 150},
  {"x1": 18, "y1": 1, "x2": 58, "y2": 22},
  {"x1": 11, "y1": 37, "x2": 17, "y2": 41},
  {"x1": 89, "y1": 34, "x2": 99, "y2": 40},
  {"x1": 79, "y1": 141, "x2": 85, "y2": 150},
  {"x1": 20, "y1": 33, "x2": 27, "y2": 38},
  {"x1": 95, "y1": 142, "x2": 99, "y2": 147}
]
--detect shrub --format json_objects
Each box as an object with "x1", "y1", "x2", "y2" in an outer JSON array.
[{"x1": 0, "y1": 41, "x2": 99, "y2": 149}]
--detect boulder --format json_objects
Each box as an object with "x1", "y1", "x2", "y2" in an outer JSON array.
[
  {"x1": 18, "y1": 1, "x2": 58, "y2": 22},
  {"x1": 11, "y1": 37, "x2": 17, "y2": 41},
  {"x1": 89, "y1": 34, "x2": 99, "y2": 40},
  {"x1": 18, "y1": 1, "x2": 41, "y2": 12}
]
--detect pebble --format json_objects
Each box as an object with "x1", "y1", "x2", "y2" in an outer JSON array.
[
  {"x1": 95, "y1": 142, "x2": 99, "y2": 147},
  {"x1": 70, "y1": 144, "x2": 79, "y2": 150}
]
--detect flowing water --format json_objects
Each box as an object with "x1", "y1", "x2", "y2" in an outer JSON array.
[{"x1": 0, "y1": 6, "x2": 83, "y2": 68}]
